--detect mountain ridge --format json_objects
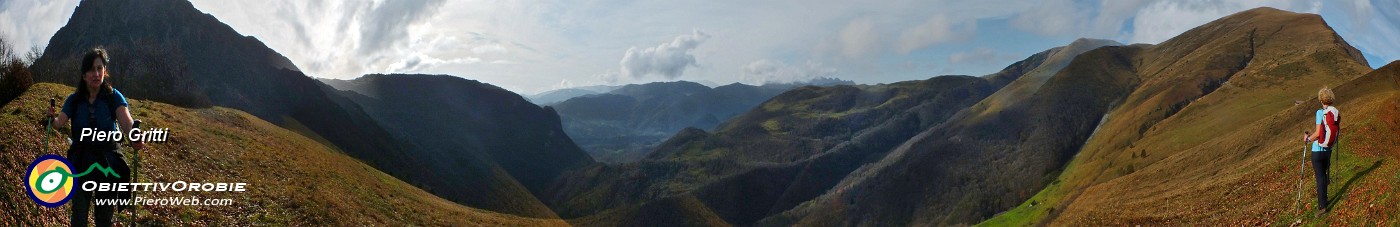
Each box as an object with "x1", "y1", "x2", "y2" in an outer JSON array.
[
  {"x1": 320, "y1": 74, "x2": 595, "y2": 218},
  {"x1": 982, "y1": 7, "x2": 1394, "y2": 225},
  {"x1": 0, "y1": 83, "x2": 570, "y2": 225},
  {"x1": 544, "y1": 41, "x2": 1073, "y2": 225},
  {"x1": 551, "y1": 79, "x2": 850, "y2": 163},
  {"x1": 26, "y1": 0, "x2": 590, "y2": 218},
  {"x1": 27, "y1": 0, "x2": 414, "y2": 183}
]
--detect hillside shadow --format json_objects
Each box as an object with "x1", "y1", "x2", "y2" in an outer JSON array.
[{"x1": 1326, "y1": 160, "x2": 1382, "y2": 211}]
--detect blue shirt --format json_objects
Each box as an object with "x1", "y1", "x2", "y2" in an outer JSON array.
[
  {"x1": 62, "y1": 89, "x2": 128, "y2": 143},
  {"x1": 1312, "y1": 109, "x2": 1326, "y2": 152}
]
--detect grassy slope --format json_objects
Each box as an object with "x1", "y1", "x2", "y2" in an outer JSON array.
[
  {"x1": 0, "y1": 83, "x2": 569, "y2": 226},
  {"x1": 981, "y1": 8, "x2": 1396, "y2": 226},
  {"x1": 546, "y1": 74, "x2": 1009, "y2": 226},
  {"x1": 551, "y1": 45, "x2": 1059, "y2": 226},
  {"x1": 567, "y1": 195, "x2": 731, "y2": 227},
  {"x1": 1048, "y1": 62, "x2": 1400, "y2": 225},
  {"x1": 969, "y1": 38, "x2": 1121, "y2": 120},
  {"x1": 678, "y1": 76, "x2": 987, "y2": 162},
  {"x1": 321, "y1": 74, "x2": 588, "y2": 218},
  {"x1": 762, "y1": 44, "x2": 1142, "y2": 226}
]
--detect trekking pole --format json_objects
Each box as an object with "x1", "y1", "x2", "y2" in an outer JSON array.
[
  {"x1": 33, "y1": 97, "x2": 56, "y2": 222},
  {"x1": 1295, "y1": 133, "x2": 1308, "y2": 221},
  {"x1": 129, "y1": 119, "x2": 142, "y2": 226},
  {"x1": 45, "y1": 98, "x2": 55, "y2": 153}
]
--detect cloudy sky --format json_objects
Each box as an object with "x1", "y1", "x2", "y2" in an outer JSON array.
[{"x1": 2, "y1": 0, "x2": 1397, "y2": 94}]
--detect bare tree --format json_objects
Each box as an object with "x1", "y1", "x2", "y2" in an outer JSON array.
[
  {"x1": 26, "y1": 46, "x2": 43, "y2": 65},
  {"x1": 0, "y1": 33, "x2": 12, "y2": 63}
]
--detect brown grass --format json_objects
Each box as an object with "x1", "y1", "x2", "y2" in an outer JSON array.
[
  {"x1": 983, "y1": 8, "x2": 1394, "y2": 226},
  {"x1": 0, "y1": 83, "x2": 570, "y2": 226}
]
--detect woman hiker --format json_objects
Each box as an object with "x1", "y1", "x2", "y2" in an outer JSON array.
[
  {"x1": 46, "y1": 47, "x2": 145, "y2": 226},
  {"x1": 1302, "y1": 86, "x2": 1339, "y2": 216}
]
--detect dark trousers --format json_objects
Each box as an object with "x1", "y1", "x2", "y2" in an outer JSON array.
[
  {"x1": 67, "y1": 146, "x2": 129, "y2": 227},
  {"x1": 1310, "y1": 148, "x2": 1331, "y2": 211}
]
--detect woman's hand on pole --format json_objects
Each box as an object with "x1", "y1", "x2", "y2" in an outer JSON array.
[
  {"x1": 48, "y1": 98, "x2": 68, "y2": 128},
  {"x1": 130, "y1": 119, "x2": 145, "y2": 150},
  {"x1": 46, "y1": 98, "x2": 56, "y2": 119}
]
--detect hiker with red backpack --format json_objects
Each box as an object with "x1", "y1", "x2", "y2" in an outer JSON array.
[{"x1": 1302, "y1": 87, "x2": 1339, "y2": 216}]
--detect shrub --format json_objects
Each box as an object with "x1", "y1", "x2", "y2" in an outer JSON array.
[{"x1": 0, "y1": 35, "x2": 36, "y2": 105}]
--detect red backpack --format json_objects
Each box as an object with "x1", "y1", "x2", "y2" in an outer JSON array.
[{"x1": 1319, "y1": 106, "x2": 1339, "y2": 148}]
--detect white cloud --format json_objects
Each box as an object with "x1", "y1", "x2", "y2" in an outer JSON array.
[
  {"x1": 896, "y1": 15, "x2": 977, "y2": 54},
  {"x1": 0, "y1": 0, "x2": 79, "y2": 56},
  {"x1": 1011, "y1": 0, "x2": 1095, "y2": 37},
  {"x1": 592, "y1": 71, "x2": 621, "y2": 85},
  {"x1": 550, "y1": 78, "x2": 575, "y2": 90},
  {"x1": 1008, "y1": 0, "x2": 1322, "y2": 44},
  {"x1": 1000, "y1": 0, "x2": 1397, "y2": 67},
  {"x1": 1130, "y1": 1, "x2": 1233, "y2": 44},
  {"x1": 1326, "y1": 0, "x2": 1400, "y2": 66},
  {"x1": 838, "y1": 17, "x2": 880, "y2": 59},
  {"x1": 949, "y1": 48, "x2": 1018, "y2": 65},
  {"x1": 471, "y1": 44, "x2": 507, "y2": 54},
  {"x1": 358, "y1": 0, "x2": 446, "y2": 54},
  {"x1": 11, "y1": 0, "x2": 1393, "y2": 95},
  {"x1": 741, "y1": 59, "x2": 837, "y2": 84},
  {"x1": 619, "y1": 29, "x2": 710, "y2": 80},
  {"x1": 1130, "y1": 0, "x2": 1319, "y2": 44},
  {"x1": 386, "y1": 52, "x2": 481, "y2": 73},
  {"x1": 184, "y1": 0, "x2": 1028, "y2": 93},
  {"x1": 1086, "y1": 0, "x2": 1156, "y2": 39},
  {"x1": 185, "y1": 0, "x2": 462, "y2": 79}
]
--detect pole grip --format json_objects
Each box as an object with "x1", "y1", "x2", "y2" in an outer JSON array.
[
  {"x1": 131, "y1": 120, "x2": 142, "y2": 143},
  {"x1": 46, "y1": 98, "x2": 56, "y2": 124}
]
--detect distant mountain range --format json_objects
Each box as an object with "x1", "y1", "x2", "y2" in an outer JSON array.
[
  {"x1": 528, "y1": 77, "x2": 852, "y2": 106},
  {"x1": 548, "y1": 78, "x2": 853, "y2": 163},
  {"x1": 527, "y1": 85, "x2": 621, "y2": 105}
]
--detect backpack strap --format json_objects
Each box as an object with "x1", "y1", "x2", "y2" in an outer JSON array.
[
  {"x1": 109, "y1": 92, "x2": 121, "y2": 120},
  {"x1": 62, "y1": 95, "x2": 77, "y2": 120}
]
